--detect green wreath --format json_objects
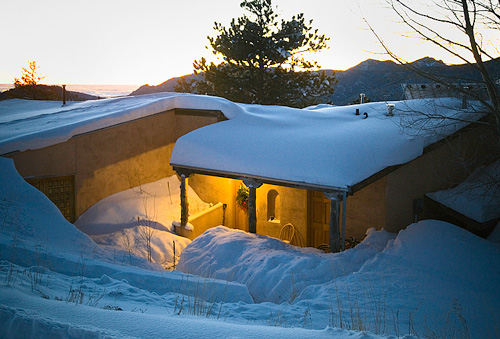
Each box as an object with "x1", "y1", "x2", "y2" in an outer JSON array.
[{"x1": 236, "y1": 184, "x2": 249, "y2": 212}]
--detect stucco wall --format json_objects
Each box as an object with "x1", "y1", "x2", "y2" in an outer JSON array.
[
  {"x1": 256, "y1": 184, "x2": 308, "y2": 246},
  {"x1": 345, "y1": 176, "x2": 387, "y2": 240},
  {"x1": 8, "y1": 109, "x2": 221, "y2": 220},
  {"x1": 188, "y1": 179, "x2": 309, "y2": 245},
  {"x1": 385, "y1": 126, "x2": 493, "y2": 233},
  {"x1": 188, "y1": 175, "x2": 237, "y2": 229}
]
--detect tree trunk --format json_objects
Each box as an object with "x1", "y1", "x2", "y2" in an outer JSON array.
[
  {"x1": 180, "y1": 174, "x2": 189, "y2": 228},
  {"x1": 462, "y1": 0, "x2": 500, "y2": 141}
]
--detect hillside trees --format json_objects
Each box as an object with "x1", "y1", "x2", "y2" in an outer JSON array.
[
  {"x1": 175, "y1": 0, "x2": 336, "y2": 107},
  {"x1": 369, "y1": 0, "x2": 500, "y2": 209}
]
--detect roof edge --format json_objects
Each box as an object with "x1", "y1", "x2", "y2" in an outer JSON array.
[{"x1": 171, "y1": 164, "x2": 350, "y2": 194}]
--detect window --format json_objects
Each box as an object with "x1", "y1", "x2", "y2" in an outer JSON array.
[
  {"x1": 26, "y1": 175, "x2": 75, "y2": 222},
  {"x1": 267, "y1": 189, "x2": 280, "y2": 222}
]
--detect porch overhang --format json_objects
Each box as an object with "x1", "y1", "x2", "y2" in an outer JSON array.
[
  {"x1": 172, "y1": 163, "x2": 350, "y2": 252},
  {"x1": 171, "y1": 164, "x2": 351, "y2": 195}
]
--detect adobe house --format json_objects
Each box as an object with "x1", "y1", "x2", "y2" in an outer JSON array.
[
  {"x1": 0, "y1": 94, "x2": 229, "y2": 224},
  {"x1": 171, "y1": 98, "x2": 494, "y2": 251},
  {"x1": 0, "y1": 94, "x2": 492, "y2": 252}
]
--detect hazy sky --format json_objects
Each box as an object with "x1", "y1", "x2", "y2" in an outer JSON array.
[{"x1": 1, "y1": 0, "x2": 494, "y2": 86}]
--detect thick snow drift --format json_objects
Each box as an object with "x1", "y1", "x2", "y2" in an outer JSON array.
[
  {"x1": 75, "y1": 175, "x2": 211, "y2": 268},
  {"x1": 171, "y1": 97, "x2": 480, "y2": 189},
  {"x1": 1, "y1": 95, "x2": 479, "y2": 191},
  {"x1": 177, "y1": 226, "x2": 395, "y2": 304},
  {"x1": 179, "y1": 222, "x2": 500, "y2": 337},
  {"x1": 76, "y1": 175, "x2": 209, "y2": 235},
  {"x1": 1, "y1": 155, "x2": 500, "y2": 338},
  {"x1": 0, "y1": 157, "x2": 252, "y2": 303}
]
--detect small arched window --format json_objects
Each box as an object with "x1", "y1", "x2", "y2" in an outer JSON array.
[{"x1": 267, "y1": 189, "x2": 280, "y2": 222}]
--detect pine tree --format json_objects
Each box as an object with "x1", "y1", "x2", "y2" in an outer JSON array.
[
  {"x1": 14, "y1": 61, "x2": 45, "y2": 87},
  {"x1": 13, "y1": 61, "x2": 46, "y2": 100},
  {"x1": 176, "y1": 0, "x2": 337, "y2": 107}
]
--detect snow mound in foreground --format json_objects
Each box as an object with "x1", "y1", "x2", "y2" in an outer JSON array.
[
  {"x1": 92, "y1": 226, "x2": 190, "y2": 270},
  {"x1": 177, "y1": 226, "x2": 396, "y2": 303},
  {"x1": 178, "y1": 221, "x2": 500, "y2": 336},
  {"x1": 75, "y1": 175, "x2": 209, "y2": 235},
  {"x1": 0, "y1": 157, "x2": 158, "y2": 273},
  {"x1": 0, "y1": 158, "x2": 96, "y2": 260},
  {"x1": 0, "y1": 157, "x2": 253, "y2": 303},
  {"x1": 75, "y1": 175, "x2": 211, "y2": 268},
  {"x1": 299, "y1": 220, "x2": 500, "y2": 337}
]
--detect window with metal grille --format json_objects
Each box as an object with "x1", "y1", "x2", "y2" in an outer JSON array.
[{"x1": 26, "y1": 176, "x2": 76, "y2": 222}]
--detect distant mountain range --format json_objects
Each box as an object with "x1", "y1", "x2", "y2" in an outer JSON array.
[
  {"x1": 131, "y1": 74, "x2": 202, "y2": 97},
  {"x1": 330, "y1": 57, "x2": 500, "y2": 104},
  {"x1": 130, "y1": 57, "x2": 500, "y2": 105}
]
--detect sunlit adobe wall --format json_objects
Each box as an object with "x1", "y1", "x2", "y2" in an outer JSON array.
[
  {"x1": 8, "y1": 140, "x2": 77, "y2": 179},
  {"x1": 72, "y1": 112, "x2": 177, "y2": 217},
  {"x1": 75, "y1": 111, "x2": 221, "y2": 217},
  {"x1": 8, "y1": 109, "x2": 221, "y2": 220},
  {"x1": 188, "y1": 174, "x2": 238, "y2": 229},
  {"x1": 256, "y1": 184, "x2": 308, "y2": 247}
]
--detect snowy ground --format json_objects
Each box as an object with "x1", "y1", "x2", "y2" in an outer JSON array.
[
  {"x1": 75, "y1": 175, "x2": 210, "y2": 269},
  {"x1": 1, "y1": 157, "x2": 499, "y2": 338}
]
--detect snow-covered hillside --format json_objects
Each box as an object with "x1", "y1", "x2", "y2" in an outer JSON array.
[{"x1": 1, "y1": 156, "x2": 499, "y2": 338}]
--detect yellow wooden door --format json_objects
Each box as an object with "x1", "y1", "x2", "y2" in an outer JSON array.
[{"x1": 308, "y1": 191, "x2": 330, "y2": 248}]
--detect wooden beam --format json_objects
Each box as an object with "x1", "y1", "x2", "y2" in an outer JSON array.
[
  {"x1": 248, "y1": 185, "x2": 257, "y2": 234},
  {"x1": 325, "y1": 193, "x2": 341, "y2": 253},
  {"x1": 172, "y1": 164, "x2": 349, "y2": 195},
  {"x1": 243, "y1": 179, "x2": 262, "y2": 234},
  {"x1": 341, "y1": 191, "x2": 347, "y2": 251},
  {"x1": 180, "y1": 174, "x2": 189, "y2": 228}
]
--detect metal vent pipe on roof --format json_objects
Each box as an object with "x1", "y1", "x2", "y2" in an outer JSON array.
[
  {"x1": 360, "y1": 93, "x2": 365, "y2": 104},
  {"x1": 386, "y1": 104, "x2": 395, "y2": 116}
]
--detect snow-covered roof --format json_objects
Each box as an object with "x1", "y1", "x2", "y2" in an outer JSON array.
[
  {"x1": 427, "y1": 160, "x2": 500, "y2": 223},
  {"x1": 171, "y1": 97, "x2": 477, "y2": 191},
  {"x1": 0, "y1": 93, "x2": 243, "y2": 155},
  {"x1": 0, "y1": 94, "x2": 477, "y2": 191}
]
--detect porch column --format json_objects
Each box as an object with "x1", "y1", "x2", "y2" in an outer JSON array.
[
  {"x1": 341, "y1": 191, "x2": 347, "y2": 251},
  {"x1": 243, "y1": 179, "x2": 262, "y2": 234},
  {"x1": 325, "y1": 192, "x2": 341, "y2": 253},
  {"x1": 180, "y1": 173, "x2": 189, "y2": 228}
]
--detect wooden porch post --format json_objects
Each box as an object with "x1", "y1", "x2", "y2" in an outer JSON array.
[
  {"x1": 325, "y1": 192, "x2": 341, "y2": 253},
  {"x1": 180, "y1": 173, "x2": 189, "y2": 228},
  {"x1": 341, "y1": 191, "x2": 347, "y2": 251},
  {"x1": 243, "y1": 179, "x2": 262, "y2": 234}
]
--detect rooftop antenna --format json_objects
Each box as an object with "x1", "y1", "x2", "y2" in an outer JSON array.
[{"x1": 359, "y1": 93, "x2": 365, "y2": 104}]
